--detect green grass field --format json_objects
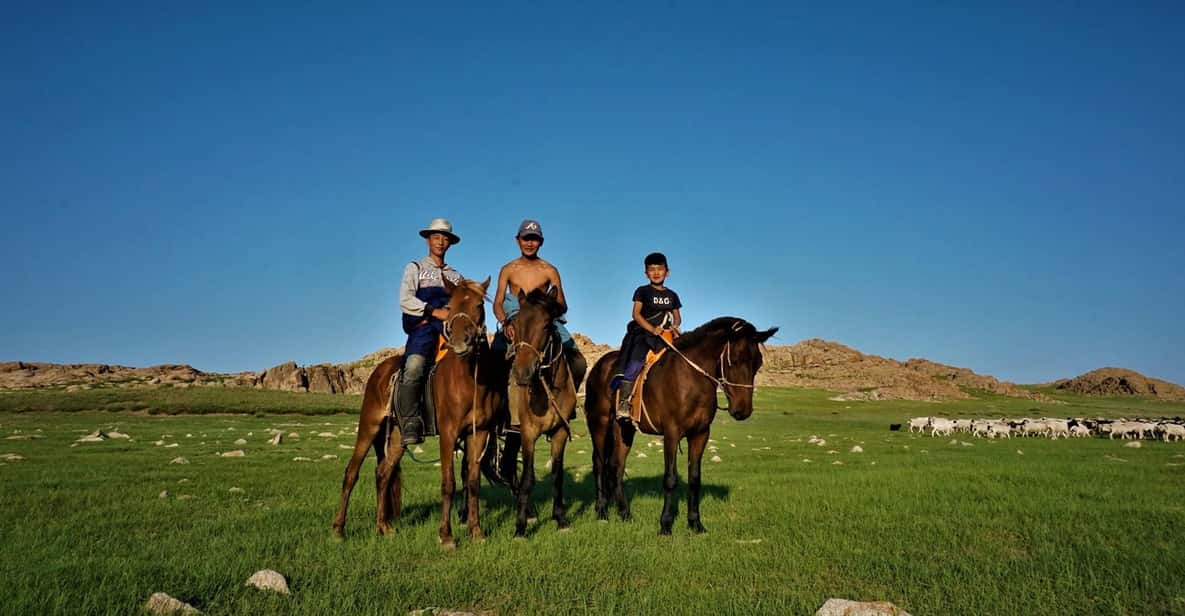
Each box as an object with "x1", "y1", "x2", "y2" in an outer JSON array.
[{"x1": 2, "y1": 387, "x2": 1184, "y2": 615}]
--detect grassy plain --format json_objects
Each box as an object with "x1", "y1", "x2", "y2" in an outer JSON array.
[{"x1": 1, "y1": 387, "x2": 1184, "y2": 615}]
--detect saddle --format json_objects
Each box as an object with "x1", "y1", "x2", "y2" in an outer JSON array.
[
  {"x1": 617, "y1": 330, "x2": 674, "y2": 424},
  {"x1": 384, "y1": 335, "x2": 449, "y2": 438}
]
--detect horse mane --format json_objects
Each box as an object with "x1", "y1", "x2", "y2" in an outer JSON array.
[
  {"x1": 674, "y1": 317, "x2": 756, "y2": 350},
  {"x1": 523, "y1": 288, "x2": 565, "y2": 319},
  {"x1": 457, "y1": 278, "x2": 489, "y2": 300}
]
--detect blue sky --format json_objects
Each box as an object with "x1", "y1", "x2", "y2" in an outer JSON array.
[{"x1": 2, "y1": 2, "x2": 1183, "y2": 385}]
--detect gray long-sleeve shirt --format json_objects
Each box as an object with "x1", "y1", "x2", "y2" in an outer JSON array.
[{"x1": 399, "y1": 257, "x2": 462, "y2": 317}]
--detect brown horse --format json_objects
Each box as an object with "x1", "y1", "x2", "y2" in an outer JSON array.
[
  {"x1": 506, "y1": 288, "x2": 578, "y2": 536},
  {"x1": 332, "y1": 276, "x2": 505, "y2": 548},
  {"x1": 585, "y1": 317, "x2": 777, "y2": 535}
]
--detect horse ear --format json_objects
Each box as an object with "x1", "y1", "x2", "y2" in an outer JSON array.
[
  {"x1": 479, "y1": 276, "x2": 491, "y2": 293},
  {"x1": 547, "y1": 286, "x2": 559, "y2": 300},
  {"x1": 517, "y1": 289, "x2": 528, "y2": 303},
  {"x1": 755, "y1": 327, "x2": 778, "y2": 344},
  {"x1": 442, "y1": 276, "x2": 458, "y2": 295}
]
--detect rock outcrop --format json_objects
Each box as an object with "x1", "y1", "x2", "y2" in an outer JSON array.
[{"x1": 1052, "y1": 367, "x2": 1185, "y2": 400}]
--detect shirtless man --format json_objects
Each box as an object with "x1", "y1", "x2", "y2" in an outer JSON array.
[{"x1": 493, "y1": 219, "x2": 588, "y2": 393}]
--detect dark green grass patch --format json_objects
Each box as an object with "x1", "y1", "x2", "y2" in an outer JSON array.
[{"x1": 1, "y1": 388, "x2": 1184, "y2": 614}]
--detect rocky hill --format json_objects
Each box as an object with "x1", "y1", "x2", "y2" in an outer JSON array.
[
  {"x1": 0, "y1": 335, "x2": 1108, "y2": 402},
  {"x1": 1051, "y1": 367, "x2": 1185, "y2": 400}
]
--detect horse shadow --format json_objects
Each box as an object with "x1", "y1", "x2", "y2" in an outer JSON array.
[{"x1": 368, "y1": 465, "x2": 731, "y2": 537}]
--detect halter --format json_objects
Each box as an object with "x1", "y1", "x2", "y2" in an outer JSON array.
[{"x1": 509, "y1": 324, "x2": 573, "y2": 429}]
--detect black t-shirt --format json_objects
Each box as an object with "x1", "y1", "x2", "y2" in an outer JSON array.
[{"x1": 632, "y1": 284, "x2": 681, "y2": 326}]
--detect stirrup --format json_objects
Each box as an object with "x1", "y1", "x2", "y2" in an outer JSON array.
[{"x1": 400, "y1": 417, "x2": 425, "y2": 447}]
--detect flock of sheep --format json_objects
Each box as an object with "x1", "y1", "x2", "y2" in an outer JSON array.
[{"x1": 906, "y1": 416, "x2": 1185, "y2": 441}]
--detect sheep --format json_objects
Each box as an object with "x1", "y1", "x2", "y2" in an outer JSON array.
[
  {"x1": 908, "y1": 417, "x2": 931, "y2": 433},
  {"x1": 928, "y1": 418, "x2": 956, "y2": 437},
  {"x1": 1157, "y1": 423, "x2": 1185, "y2": 442}
]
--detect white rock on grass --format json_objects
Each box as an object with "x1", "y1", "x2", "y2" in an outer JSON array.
[
  {"x1": 165, "y1": 443, "x2": 179, "y2": 448},
  {"x1": 229, "y1": 487, "x2": 245, "y2": 494},
  {"x1": 413, "y1": 446, "x2": 425, "y2": 454},
  {"x1": 269, "y1": 433, "x2": 283, "y2": 446},
  {"x1": 144, "y1": 592, "x2": 202, "y2": 615},
  {"x1": 850, "y1": 445, "x2": 864, "y2": 453},
  {"x1": 245, "y1": 569, "x2": 290, "y2": 595},
  {"x1": 1125, "y1": 441, "x2": 1142, "y2": 449},
  {"x1": 815, "y1": 598, "x2": 911, "y2": 616},
  {"x1": 1, "y1": 453, "x2": 26, "y2": 462},
  {"x1": 159, "y1": 491, "x2": 170, "y2": 499},
  {"x1": 710, "y1": 455, "x2": 722, "y2": 462},
  {"x1": 234, "y1": 438, "x2": 247, "y2": 445},
  {"x1": 170, "y1": 457, "x2": 190, "y2": 465},
  {"x1": 832, "y1": 461, "x2": 844, "y2": 465},
  {"x1": 636, "y1": 452, "x2": 648, "y2": 458},
  {"x1": 321, "y1": 454, "x2": 337, "y2": 460},
  {"x1": 293, "y1": 457, "x2": 312, "y2": 462},
  {"x1": 317, "y1": 432, "x2": 335, "y2": 438},
  {"x1": 222, "y1": 450, "x2": 246, "y2": 458},
  {"x1": 288, "y1": 432, "x2": 300, "y2": 438},
  {"x1": 408, "y1": 608, "x2": 493, "y2": 616},
  {"x1": 108, "y1": 431, "x2": 130, "y2": 439}
]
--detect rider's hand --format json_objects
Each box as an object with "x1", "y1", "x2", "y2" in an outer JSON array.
[{"x1": 431, "y1": 307, "x2": 450, "y2": 321}]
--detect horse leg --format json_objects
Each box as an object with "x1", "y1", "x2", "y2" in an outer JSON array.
[
  {"x1": 456, "y1": 443, "x2": 468, "y2": 524},
  {"x1": 515, "y1": 427, "x2": 539, "y2": 537},
  {"x1": 465, "y1": 429, "x2": 489, "y2": 541},
  {"x1": 612, "y1": 421, "x2": 636, "y2": 521},
  {"x1": 658, "y1": 431, "x2": 682, "y2": 535},
  {"x1": 438, "y1": 426, "x2": 459, "y2": 549},
  {"x1": 549, "y1": 426, "x2": 571, "y2": 529},
  {"x1": 332, "y1": 415, "x2": 382, "y2": 538},
  {"x1": 686, "y1": 430, "x2": 709, "y2": 534},
  {"x1": 375, "y1": 429, "x2": 404, "y2": 536}
]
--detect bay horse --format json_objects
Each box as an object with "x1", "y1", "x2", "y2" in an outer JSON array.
[
  {"x1": 332, "y1": 276, "x2": 505, "y2": 548},
  {"x1": 507, "y1": 287, "x2": 578, "y2": 536},
  {"x1": 584, "y1": 317, "x2": 777, "y2": 535}
]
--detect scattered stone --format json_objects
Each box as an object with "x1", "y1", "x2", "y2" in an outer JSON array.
[
  {"x1": 293, "y1": 457, "x2": 312, "y2": 462},
  {"x1": 234, "y1": 438, "x2": 247, "y2": 445},
  {"x1": 413, "y1": 446, "x2": 425, "y2": 454},
  {"x1": 288, "y1": 432, "x2": 300, "y2": 438},
  {"x1": 6, "y1": 433, "x2": 42, "y2": 441},
  {"x1": 814, "y1": 598, "x2": 911, "y2": 616},
  {"x1": 76, "y1": 433, "x2": 107, "y2": 443},
  {"x1": 159, "y1": 490, "x2": 170, "y2": 499},
  {"x1": 321, "y1": 454, "x2": 337, "y2": 460},
  {"x1": 636, "y1": 453, "x2": 648, "y2": 458},
  {"x1": 338, "y1": 444, "x2": 352, "y2": 450},
  {"x1": 177, "y1": 495, "x2": 194, "y2": 501},
  {"x1": 107, "y1": 431, "x2": 130, "y2": 439},
  {"x1": 710, "y1": 455, "x2": 722, "y2": 462},
  {"x1": 154, "y1": 440, "x2": 165, "y2": 446},
  {"x1": 576, "y1": 450, "x2": 586, "y2": 454},
  {"x1": 165, "y1": 443, "x2": 179, "y2": 448},
  {"x1": 1, "y1": 453, "x2": 25, "y2": 462},
  {"x1": 186, "y1": 434, "x2": 193, "y2": 438},
  {"x1": 144, "y1": 592, "x2": 202, "y2": 615},
  {"x1": 850, "y1": 445, "x2": 864, "y2": 453},
  {"x1": 729, "y1": 443, "x2": 736, "y2": 448},
  {"x1": 735, "y1": 539, "x2": 762, "y2": 544},
  {"x1": 960, "y1": 441, "x2": 973, "y2": 447},
  {"x1": 815, "y1": 440, "x2": 827, "y2": 447},
  {"x1": 948, "y1": 439, "x2": 959, "y2": 445},
  {"x1": 1124, "y1": 441, "x2": 1142, "y2": 449},
  {"x1": 222, "y1": 450, "x2": 246, "y2": 458},
  {"x1": 408, "y1": 608, "x2": 493, "y2": 616},
  {"x1": 832, "y1": 461, "x2": 844, "y2": 465},
  {"x1": 247, "y1": 432, "x2": 253, "y2": 437},
  {"x1": 1017, "y1": 450, "x2": 1024, "y2": 455},
  {"x1": 229, "y1": 487, "x2": 245, "y2": 494},
  {"x1": 802, "y1": 459, "x2": 812, "y2": 463},
  {"x1": 170, "y1": 457, "x2": 190, "y2": 465},
  {"x1": 317, "y1": 432, "x2": 335, "y2": 438},
  {"x1": 245, "y1": 569, "x2": 289, "y2": 595},
  {"x1": 269, "y1": 433, "x2": 283, "y2": 446},
  {"x1": 178, "y1": 478, "x2": 190, "y2": 483}
]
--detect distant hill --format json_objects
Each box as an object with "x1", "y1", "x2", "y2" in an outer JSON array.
[
  {"x1": 0, "y1": 334, "x2": 1087, "y2": 402},
  {"x1": 1051, "y1": 367, "x2": 1185, "y2": 401}
]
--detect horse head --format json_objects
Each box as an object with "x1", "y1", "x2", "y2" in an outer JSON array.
[
  {"x1": 441, "y1": 276, "x2": 490, "y2": 356},
  {"x1": 717, "y1": 319, "x2": 777, "y2": 419},
  {"x1": 510, "y1": 287, "x2": 566, "y2": 386}
]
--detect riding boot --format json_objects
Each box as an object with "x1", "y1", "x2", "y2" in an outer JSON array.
[
  {"x1": 566, "y1": 349, "x2": 588, "y2": 395},
  {"x1": 615, "y1": 379, "x2": 635, "y2": 422},
  {"x1": 396, "y1": 378, "x2": 425, "y2": 447}
]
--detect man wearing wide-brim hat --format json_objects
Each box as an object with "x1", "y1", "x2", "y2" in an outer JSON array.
[{"x1": 395, "y1": 218, "x2": 464, "y2": 446}]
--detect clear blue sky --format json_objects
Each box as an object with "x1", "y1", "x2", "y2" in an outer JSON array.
[{"x1": 3, "y1": 2, "x2": 1183, "y2": 385}]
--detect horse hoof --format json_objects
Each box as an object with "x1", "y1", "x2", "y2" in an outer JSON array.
[
  {"x1": 470, "y1": 530, "x2": 486, "y2": 543},
  {"x1": 439, "y1": 538, "x2": 457, "y2": 551},
  {"x1": 690, "y1": 523, "x2": 707, "y2": 534},
  {"x1": 658, "y1": 526, "x2": 673, "y2": 536},
  {"x1": 558, "y1": 526, "x2": 572, "y2": 533}
]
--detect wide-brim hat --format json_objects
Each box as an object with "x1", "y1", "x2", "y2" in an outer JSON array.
[{"x1": 419, "y1": 218, "x2": 460, "y2": 244}]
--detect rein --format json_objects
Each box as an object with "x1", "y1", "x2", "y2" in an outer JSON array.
[{"x1": 407, "y1": 306, "x2": 486, "y2": 464}]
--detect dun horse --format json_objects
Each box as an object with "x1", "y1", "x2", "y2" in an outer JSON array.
[
  {"x1": 585, "y1": 317, "x2": 777, "y2": 534},
  {"x1": 332, "y1": 277, "x2": 505, "y2": 548},
  {"x1": 507, "y1": 288, "x2": 578, "y2": 536}
]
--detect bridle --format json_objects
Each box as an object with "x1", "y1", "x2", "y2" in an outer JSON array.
[
  {"x1": 442, "y1": 308, "x2": 486, "y2": 354},
  {"x1": 509, "y1": 322, "x2": 572, "y2": 429},
  {"x1": 658, "y1": 323, "x2": 757, "y2": 412}
]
